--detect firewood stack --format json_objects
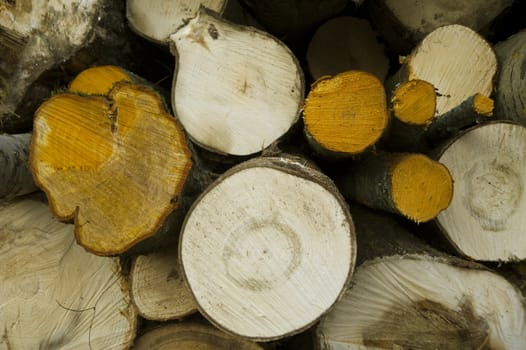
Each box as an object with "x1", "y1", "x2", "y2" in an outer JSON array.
[{"x1": 1, "y1": 0, "x2": 526, "y2": 349}]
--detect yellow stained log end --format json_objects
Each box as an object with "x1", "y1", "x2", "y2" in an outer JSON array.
[
  {"x1": 31, "y1": 82, "x2": 192, "y2": 255},
  {"x1": 390, "y1": 154, "x2": 453, "y2": 223},
  {"x1": 31, "y1": 94, "x2": 114, "y2": 169},
  {"x1": 69, "y1": 65, "x2": 132, "y2": 95},
  {"x1": 391, "y1": 80, "x2": 436, "y2": 125},
  {"x1": 473, "y1": 93, "x2": 494, "y2": 117},
  {"x1": 303, "y1": 71, "x2": 388, "y2": 154}
]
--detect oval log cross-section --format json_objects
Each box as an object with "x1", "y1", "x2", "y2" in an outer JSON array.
[
  {"x1": 436, "y1": 122, "x2": 526, "y2": 261},
  {"x1": 179, "y1": 156, "x2": 356, "y2": 340}
]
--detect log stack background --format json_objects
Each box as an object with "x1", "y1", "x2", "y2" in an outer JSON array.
[{"x1": 1, "y1": 0, "x2": 526, "y2": 349}]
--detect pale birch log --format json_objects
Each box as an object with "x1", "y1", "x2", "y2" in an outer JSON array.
[
  {"x1": 306, "y1": 17, "x2": 389, "y2": 82},
  {"x1": 390, "y1": 25, "x2": 496, "y2": 119},
  {"x1": 170, "y1": 8, "x2": 304, "y2": 156},
  {"x1": 127, "y1": 0, "x2": 245, "y2": 45},
  {"x1": 367, "y1": 0, "x2": 512, "y2": 53},
  {"x1": 0, "y1": 196, "x2": 137, "y2": 349},
  {"x1": 0, "y1": 0, "x2": 128, "y2": 132},
  {"x1": 179, "y1": 156, "x2": 356, "y2": 340},
  {"x1": 130, "y1": 250, "x2": 198, "y2": 321},
  {"x1": 0, "y1": 133, "x2": 37, "y2": 201},
  {"x1": 435, "y1": 121, "x2": 526, "y2": 262},
  {"x1": 494, "y1": 29, "x2": 526, "y2": 123},
  {"x1": 316, "y1": 205, "x2": 526, "y2": 349},
  {"x1": 132, "y1": 323, "x2": 264, "y2": 349}
]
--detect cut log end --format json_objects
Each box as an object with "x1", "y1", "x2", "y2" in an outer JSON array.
[
  {"x1": 68, "y1": 65, "x2": 132, "y2": 95},
  {"x1": 406, "y1": 24, "x2": 496, "y2": 117},
  {"x1": 391, "y1": 79, "x2": 436, "y2": 125},
  {"x1": 303, "y1": 71, "x2": 388, "y2": 155},
  {"x1": 362, "y1": 298, "x2": 490, "y2": 349},
  {"x1": 0, "y1": 198, "x2": 137, "y2": 349},
  {"x1": 130, "y1": 252, "x2": 197, "y2": 321},
  {"x1": 31, "y1": 80, "x2": 192, "y2": 255},
  {"x1": 391, "y1": 154, "x2": 453, "y2": 222},
  {"x1": 170, "y1": 8, "x2": 303, "y2": 156},
  {"x1": 180, "y1": 156, "x2": 356, "y2": 340}
]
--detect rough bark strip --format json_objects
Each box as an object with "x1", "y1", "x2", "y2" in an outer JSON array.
[
  {"x1": 170, "y1": 7, "x2": 304, "y2": 156},
  {"x1": 435, "y1": 121, "x2": 526, "y2": 262},
  {"x1": 335, "y1": 152, "x2": 452, "y2": 222},
  {"x1": 0, "y1": 196, "x2": 137, "y2": 349},
  {"x1": 494, "y1": 29, "x2": 526, "y2": 123},
  {"x1": 0, "y1": 133, "x2": 37, "y2": 201}
]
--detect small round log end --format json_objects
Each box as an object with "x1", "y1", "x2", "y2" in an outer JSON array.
[
  {"x1": 391, "y1": 79, "x2": 436, "y2": 125},
  {"x1": 391, "y1": 154, "x2": 453, "y2": 222},
  {"x1": 303, "y1": 71, "x2": 388, "y2": 155}
]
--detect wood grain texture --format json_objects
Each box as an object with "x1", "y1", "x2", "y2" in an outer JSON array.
[
  {"x1": 436, "y1": 122, "x2": 526, "y2": 261},
  {"x1": 180, "y1": 156, "x2": 356, "y2": 340},
  {"x1": 170, "y1": 8, "x2": 304, "y2": 156},
  {"x1": 0, "y1": 133, "x2": 37, "y2": 200},
  {"x1": 31, "y1": 82, "x2": 192, "y2": 255},
  {"x1": 0, "y1": 197, "x2": 137, "y2": 349}
]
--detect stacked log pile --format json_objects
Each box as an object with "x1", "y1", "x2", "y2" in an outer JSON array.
[{"x1": 1, "y1": 0, "x2": 526, "y2": 349}]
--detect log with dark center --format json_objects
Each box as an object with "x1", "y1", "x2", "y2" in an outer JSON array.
[
  {"x1": 30, "y1": 68, "x2": 192, "y2": 255},
  {"x1": 316, "y1": 205, "x2": 526, "y2": 349},
  {"x1": 335, "y1": 152, "x2": 453, "y2": 222},
  {"x1": 435, "y1": 121, "x2": 526, "y2": 262},
  {"x1": 302, "y1": 70, "x2": 388, "y2": 157}
]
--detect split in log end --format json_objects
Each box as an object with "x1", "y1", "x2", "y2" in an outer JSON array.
[
  {"x1": 391, "y1": 79, "x2": 436, "y2": 125},
  {"x1": 391, "y1": 154, "x2": 452, "y2": 222},
  {"x1": 303, "y1": 71, "x2": 388, "y2": 155}
]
